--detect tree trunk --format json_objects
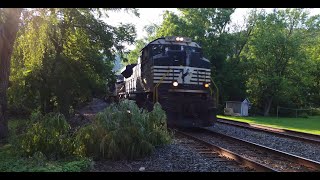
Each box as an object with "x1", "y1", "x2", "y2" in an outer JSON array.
[
  {"x1": 0, "y1": 8, "x2": 22, "y2": 140},
  {"x1": 263, "y1": 97, "x2": 273, "y2": 117}
]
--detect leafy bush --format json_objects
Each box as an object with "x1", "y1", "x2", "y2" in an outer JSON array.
[
  {"x1": 13, "y1": 111, "x2": 81, "y2": 159},
  {"x1": 75, "y1": 99, "x2": 172, "y2": 160},
  {"x1": 12, "y1": 100, "x2": 172, "y2": 161},
  {"x1": 0, "y1": 144, "x2": 92, "y2": 172},
  {"x1": 146, "y1": 102, "x2": 171, "y2": 146},
  {"x1": 298, "y1": 112, "x2": 309, "y2": 118},
  {"x1": 8, "y1": 118, "x2": 28, "y2": 142},
  {"x1": 311, "y1": 108, "x2": 320, "y2": 116}
]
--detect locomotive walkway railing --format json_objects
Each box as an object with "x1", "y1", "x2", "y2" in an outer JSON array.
[
  {"x1": 209, "y1": 77, "x2": 219, "y2": 108},
  {"x1": 153, "y1": 68, "x2": 172, "y2": 103}
]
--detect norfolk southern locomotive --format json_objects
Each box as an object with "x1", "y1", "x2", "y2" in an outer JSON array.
[{"x1": 108, "y1": 36, "x2": 217, "y2": 127}]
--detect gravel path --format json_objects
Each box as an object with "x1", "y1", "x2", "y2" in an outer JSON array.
[
  {"x1": 76, "y1": 98, "x2": 108, "y2": 120},
  {"x1": 209, "y1": 123, "x2": 320, "y2": 162},
  {"x1": 91, "y1": 137, "x2": 251, "y2": 172},
  {"x1": 69, "y1": 98, "x2": 108, "y2": 128}
]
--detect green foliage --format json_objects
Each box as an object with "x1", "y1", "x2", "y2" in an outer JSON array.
[
  {"x1": 75, "y1": 100, "x2": 172, "y2": 160},
  {"x1": 0, "y1": 145, "x2": 92, "y2": 172},
  {"x1": 0, "y1": 119, "x2": 92, "y2": 172},
  {"x1": 13, "y1": 111, "x2": 79, "y2": 159},
  {"x1": 311, "y1": 108, "x2": 320, "y2": 116},
  {"x1": 155, "y1": 8, "x2": 235, "y2": 59},
  {"x1": 243, "y1": 9, "x2": 314, "y2": 115},
  {"x1": 298, "y1": 112, "x2": 309, "y2": 118},
  {"x1": 8, "y1": 8, "x2": 137, "y2": 117},
  {"x1": 125, "y1": 39, "x2": 147, "y2": 64}
]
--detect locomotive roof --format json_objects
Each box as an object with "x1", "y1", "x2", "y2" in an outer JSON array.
[{"x1": 140, "y1": 36, "x2": 202, "y2": 52}]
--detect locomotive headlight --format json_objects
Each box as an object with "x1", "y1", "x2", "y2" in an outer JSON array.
[
  {"x1": 204, "y1": 83, "x2": 209, "y2": 88},
  {"x1": 175, "y1": 37, "x2": 184, "y2": 41},
  {"x1": 173, "y1": 81, "x2": 179, "y2": 87}
]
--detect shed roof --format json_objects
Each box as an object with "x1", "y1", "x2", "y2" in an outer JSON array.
[{"x1": 226, "y1": 101, "x2": 242, "y2": 103}]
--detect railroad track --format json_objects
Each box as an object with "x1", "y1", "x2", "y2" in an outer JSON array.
[
  {"x1": 173, "y1": 133, "x2": 256, "y2": 172},
  {"x1": 174, "y1": 128, "x2": 320, "y2": 172},
  {"x1": 173, "y1": 129, "x2": 275, "y2": 172},
  {"x1": 217, "y1": 118, "x2": 320, "y2": 144}
]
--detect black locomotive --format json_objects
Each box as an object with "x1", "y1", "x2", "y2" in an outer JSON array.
[{"x1": 108, "y1": 36, "x2": 217, "y2": 128}]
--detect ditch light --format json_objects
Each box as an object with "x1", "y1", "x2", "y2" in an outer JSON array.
[{"x1": 173, "y1": 81, "x2": 179, "y2": 87}]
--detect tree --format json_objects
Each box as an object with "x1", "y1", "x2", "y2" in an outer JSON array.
[
  {"x1": 243, "y1": 9, "x2": 311, "y2": 116},
  {"x1": 303, "y1": 14, "x2": 320, "y2": 107},
  {"x1": 125, "y1": 39, "x2": 147, "y2": 64},
  {"x1": 11, "y1": 9, "x2": 137, "y2": 116},
  {"x1": 2, "y1": 8, "x2": 138, "y2": 140},
  {"x1": 0, "y1": 8, "x2": 22, "y2": 140}
]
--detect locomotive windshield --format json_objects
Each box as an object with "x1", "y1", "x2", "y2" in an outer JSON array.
[{"x1": 152, "y1": 44, "x2": 202, "y2": 56}]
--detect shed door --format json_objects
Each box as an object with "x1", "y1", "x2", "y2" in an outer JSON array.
[{"x1": 241, "y1": 103, "x2": 248, "y2": 116}]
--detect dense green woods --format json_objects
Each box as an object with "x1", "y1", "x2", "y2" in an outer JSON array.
[
  {"x1": 9, "y1": 8, "x2": 137, "y2": 117},
  {"x1": 128, "y1": 8, "x2": 320, "y2": 116}
]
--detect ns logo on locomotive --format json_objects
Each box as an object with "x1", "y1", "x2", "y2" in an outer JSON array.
[{"x1": 107, "y1": 36, "x2": 217, "y2": 128}]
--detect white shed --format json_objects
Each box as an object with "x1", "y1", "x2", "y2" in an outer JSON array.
[
  {"x1": 225, "y1": 98, "x2": 251, "y2": 116},
  {"x1": 240, "y1": 98, "x2": 250, "y2": 116}
]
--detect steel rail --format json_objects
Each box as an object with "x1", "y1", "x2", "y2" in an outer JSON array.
[
  {"x1": 174, "y1": 129, "x2": 277, "y2": 172},
  {"x1": 200, "y1": 127, "x2": 320, "y2": 171}
]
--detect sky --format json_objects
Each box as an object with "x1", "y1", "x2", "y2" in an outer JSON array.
[
  {"x1": 105, "y1": 8, "x2": 179, "y2": 41},
  {"x1": 104, "y1": 8, "x2": 320, "y2": 50}
]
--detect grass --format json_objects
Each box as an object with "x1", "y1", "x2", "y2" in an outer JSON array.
[
  {"x1": 217, "y1": 115, "x2": 320, "y2": 135},
  {"x1": 0, "y1": 118, "x2": 93, "y2": 172}
]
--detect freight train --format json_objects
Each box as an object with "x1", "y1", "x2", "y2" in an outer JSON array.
[{"x1": 107, "y1": 36, "x2": 217, "y2": 127}]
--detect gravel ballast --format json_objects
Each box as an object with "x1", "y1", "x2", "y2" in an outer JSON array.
[
  {"x1": 209, "y1": 123, "x2": 320, "y2": 162},
  {"x1": 91, "y1": 137, "x2": 250, "y2": 172}
]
